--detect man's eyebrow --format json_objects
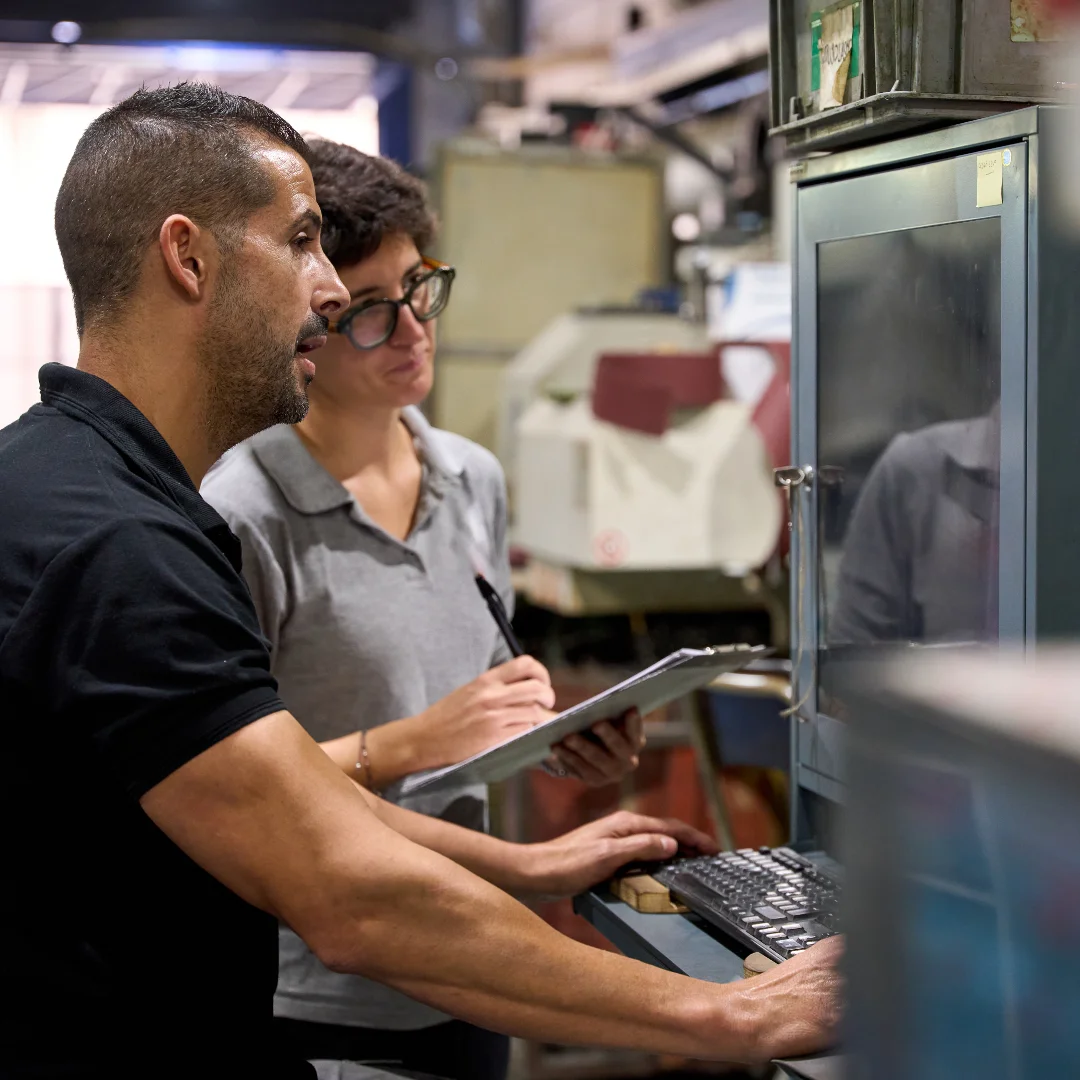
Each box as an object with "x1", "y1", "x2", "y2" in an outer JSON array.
[
  {"x1": 288, "y1": 209, "x2": 322, "y2": 233},
  {"x1": 348, "y1": 261, "x2": 426, "y2": 301}
]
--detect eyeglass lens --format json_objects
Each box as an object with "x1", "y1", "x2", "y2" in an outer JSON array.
[{"x1": 344, "y1": 271, "x2": 451, "y2": 350}]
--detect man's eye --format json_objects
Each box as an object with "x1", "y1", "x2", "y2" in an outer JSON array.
[{"x1": 293, "y1": 235, "x2": 315, "y2": 250}]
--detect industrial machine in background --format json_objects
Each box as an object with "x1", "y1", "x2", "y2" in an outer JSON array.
[
  {"x1": 509, "y1": 327, "x2": 788, "y2": 574},
  {"x1": 500, "y1": 260, "x2": 791, "y2": 579},
  {"x1": 432, "y1": 142, "x2": 666, "y2": 453}
]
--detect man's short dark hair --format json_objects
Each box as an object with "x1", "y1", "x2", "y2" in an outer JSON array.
[
  {"x1": 306, "y1": 139, "x2": 437, "y2": 268},
  {"x1": 55, "y1": 83, "x2": 310, "y2": 334}
]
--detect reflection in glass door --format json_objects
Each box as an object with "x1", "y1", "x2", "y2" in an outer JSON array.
[{"x1": 815, "y1": 219, "x2": 1002, "y2": 705}]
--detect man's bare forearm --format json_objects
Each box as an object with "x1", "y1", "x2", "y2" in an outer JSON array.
[
  {"x1": 143, "y1": 711, "x2": 838, "y2": 1064},
  {"x1": 310, "y1": 813, "x2": 750, "y2": 1060}
]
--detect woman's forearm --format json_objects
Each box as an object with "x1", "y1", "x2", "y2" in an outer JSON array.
[
  {"x1": 352, "y1": 783, "x2": 531, "y2": 892},
  {"x1": 319, "y1": 714, "x2": 437, "y2": 788}
]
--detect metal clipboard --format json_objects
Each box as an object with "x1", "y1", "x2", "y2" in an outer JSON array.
[{"x1": 398, "y1": 644, "x2": 772, "y2": 796}]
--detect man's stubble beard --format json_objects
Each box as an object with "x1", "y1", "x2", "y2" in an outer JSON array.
[{"x1": 197, "y1": 263, "x2": 310, "y2": 459}]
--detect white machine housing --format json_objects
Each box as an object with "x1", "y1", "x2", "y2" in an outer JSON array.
[{"x1": 504, "y1": 311, "x2": 783, "y2": 573}]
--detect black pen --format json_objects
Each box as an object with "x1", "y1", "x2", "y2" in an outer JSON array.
[{"x1": 474, "y1": 573, "x2": 524, "y2": 658}]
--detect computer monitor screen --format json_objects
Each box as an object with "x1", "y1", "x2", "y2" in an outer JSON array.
[{"x1": 816, "y1": 220, "x2": 1002, "y2": 713}]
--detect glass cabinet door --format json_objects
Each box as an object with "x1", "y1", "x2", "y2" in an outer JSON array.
[
  {"x1": 792, "y1": 140, "x2": 1028, "y2": 788},
  {"x1": 817, "y1": 218, "x2": 1002, "y2": 704}
]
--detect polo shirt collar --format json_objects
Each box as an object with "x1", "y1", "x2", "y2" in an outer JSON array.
[
  {"x1": 249, "y1": 406, "x2": 464, "y2": 517},
  {"x1": 401, "y1": 406, "x2": 466, "y2": 483},
  {"x1": 249, "y1": 425, "x2": 352, "y2": 515},
  {"x1": 38, "y1": 363, "x2": 233, "y2": 545}
]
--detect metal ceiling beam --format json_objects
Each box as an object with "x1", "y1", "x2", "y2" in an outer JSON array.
[
  {"x1": 614, "y1": 104, "x2": 734, "y2": 184},
  {"x1": 83, "y1": 17, "x2": 453, "y2": 70}
]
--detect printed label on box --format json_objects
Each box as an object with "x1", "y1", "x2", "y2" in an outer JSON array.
[{"x1": 811, "y1": 2, "x2": 861, "y2": 110}]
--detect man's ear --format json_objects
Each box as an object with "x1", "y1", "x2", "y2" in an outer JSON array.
[{"x1": 159, "y1": 214, "x2": 213, "y2": 301}]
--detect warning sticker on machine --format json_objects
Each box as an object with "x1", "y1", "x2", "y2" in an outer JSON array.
[{"x1": 811, "y1": 2, "x2": 861, "y2": 110}]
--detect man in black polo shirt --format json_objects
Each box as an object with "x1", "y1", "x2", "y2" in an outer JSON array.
[{"x1": 0, "y1": 85, "x2": 840, "y2": 1078}]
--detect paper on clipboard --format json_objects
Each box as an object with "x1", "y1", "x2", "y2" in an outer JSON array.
[{"x1": 399, "y1": 644, "x2": 772, "y2": 796}]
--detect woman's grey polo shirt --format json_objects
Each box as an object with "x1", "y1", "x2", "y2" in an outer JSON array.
[{"x1": 201, "y1": 408, "x2": 513, "y2": 1031}]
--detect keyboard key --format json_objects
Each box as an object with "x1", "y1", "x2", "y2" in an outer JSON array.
[
  {"x1": 740, "y1": 915, "x2": 760, "y2": 925},
  {"x1": 763, "y1": 931, "x2": 784, "y2": 939},
  {"x1": 781, "y1": 923, "x2": 804, "y2": 931},
  {"x1": 785, "y1": 907, "x2": 815, "y2": 918},
  {"x1": 754, "y1": 906, "x2": 784, "y2": 920},
  {"x1": 777, "y1": 938, "x2": 802, "y2": 949}
]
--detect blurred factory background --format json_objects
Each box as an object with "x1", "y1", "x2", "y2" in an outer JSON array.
[
  {"x1": 4, "y1": 2, "x2": 1078, "y2": 1076},
  {"x1": 0, "y1": 8, "x2": 794, "y2": 1075}
]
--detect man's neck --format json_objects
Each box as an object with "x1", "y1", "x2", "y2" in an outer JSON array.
[
  {"x1": 295, "y1": 396, "x2": 413, "y2": 483},
  {"x1": 77, "y1": 332, "x2": 217, "y2": 488}
]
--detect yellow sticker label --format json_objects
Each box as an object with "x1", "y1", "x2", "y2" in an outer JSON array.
[{"x1": 976, "y1": 152, "x2": 1003, "y2": 208}]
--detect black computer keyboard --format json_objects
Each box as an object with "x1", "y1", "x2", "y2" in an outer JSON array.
[{"x1": 653, "y1": 846, "x2": 842, "y2": 963}]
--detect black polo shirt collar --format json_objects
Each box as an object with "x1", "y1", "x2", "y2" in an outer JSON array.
[{"x1": 38, "y1": 363, "x2": 242, "y2": 569}]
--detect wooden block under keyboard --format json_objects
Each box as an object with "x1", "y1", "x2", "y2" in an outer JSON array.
[
  {"x1": 612, "y1": 873, "x2": 688, "y2": 914},
  {"x1": 743, "y1": 952, "x2": 779, "y2": 978}
]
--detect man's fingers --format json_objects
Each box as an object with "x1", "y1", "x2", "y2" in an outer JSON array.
[
  {"x1": 489, "y1": 655, "x2": 551, "y2": 687},
  {"x1": 624, "y1": 707, "x2": 645, "y2": 748},
  {"x1": 800, "y1": 934, "x2": 844, "y2": 963}
]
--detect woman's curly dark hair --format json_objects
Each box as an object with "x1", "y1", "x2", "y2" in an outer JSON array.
[{"x1": 306, "y1": 139, "x2": 437, "y2": 268}]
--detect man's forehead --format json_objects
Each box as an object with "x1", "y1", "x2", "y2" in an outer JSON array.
[{"x1": 250, "y1": 143, "x2": 318, "y2": 217}]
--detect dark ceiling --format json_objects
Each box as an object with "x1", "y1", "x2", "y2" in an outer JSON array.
[
  {"x1": 0, "y1": 1, "x2": 414, "y2": 28},
  {"x1": 0, "y1": 2, "x2": 426, "y2": 57}
]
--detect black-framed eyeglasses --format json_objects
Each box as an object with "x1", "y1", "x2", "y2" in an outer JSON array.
[{"x1": 330, "y1": 256, "x2": 456, "y2": 351}]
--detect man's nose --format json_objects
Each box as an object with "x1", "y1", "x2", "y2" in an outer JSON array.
[{"x1": 313, "y1": 259, "x2": 350, "y2": 318}]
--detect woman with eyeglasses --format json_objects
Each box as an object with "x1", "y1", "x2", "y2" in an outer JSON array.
[{"x1": 201, "y1": 140, "x2": 647, "y2": 1080}]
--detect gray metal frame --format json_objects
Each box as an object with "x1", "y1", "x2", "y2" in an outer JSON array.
[
  {"x1": 1025, "y1": 109, "x2": 1080, "y2": 642},
  {"x1": 786, "y1": 106, "x2": 1068, "y2": 835},
  {"x1": 792, "y1": 106, "x2": 1043, "y2": 183}
]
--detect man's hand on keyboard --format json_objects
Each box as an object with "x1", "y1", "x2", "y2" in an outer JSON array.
[
  {"x1": 732, "y1": 935, "x2": 845, "y2": 1061},
  {"x1": 520, "y1": 811, "x2": 717, "y2": 898}
]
